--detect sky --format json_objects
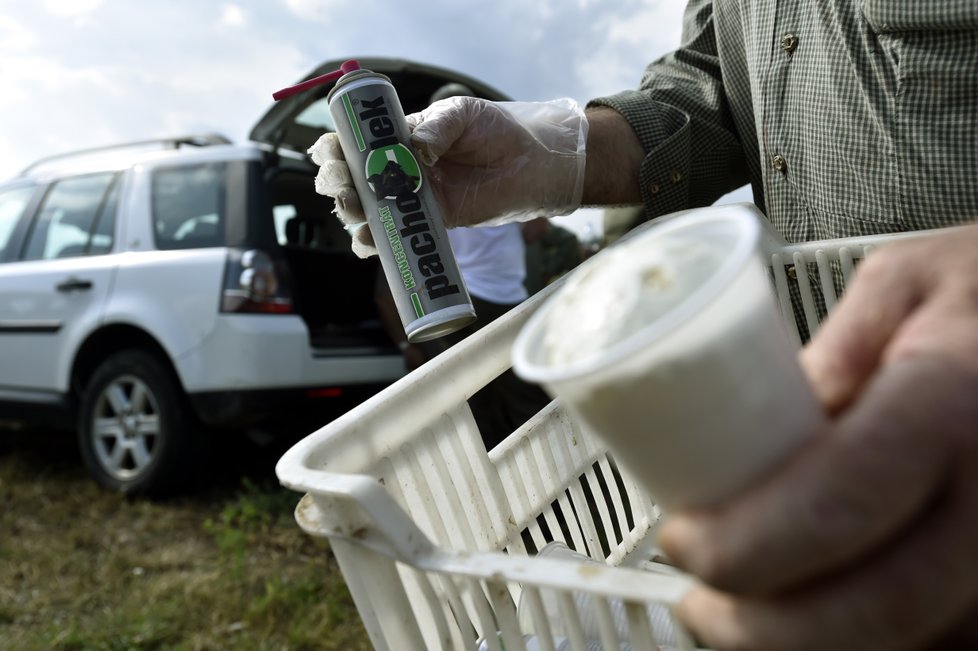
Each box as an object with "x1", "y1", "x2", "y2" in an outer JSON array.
[{"x1": 0, "y1": 0, "x2": 748, "y2": 237}]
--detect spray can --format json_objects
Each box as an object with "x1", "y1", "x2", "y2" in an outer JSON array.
[{"x1": 273, "y1": 60, "x2": 476, "y2": 342}]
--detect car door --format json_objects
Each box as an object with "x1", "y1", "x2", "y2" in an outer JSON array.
[{"x1": 0, "y1": 171, "x2": 122, "y2": 397}]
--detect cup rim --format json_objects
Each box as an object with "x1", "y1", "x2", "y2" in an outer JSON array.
[{"x1": 512, "y1": 207, "x2": 762, "y2": 384}]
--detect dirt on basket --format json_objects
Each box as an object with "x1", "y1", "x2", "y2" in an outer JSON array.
[{"x1": 0, "y1": 426, "x2": 371, "y2": 651}]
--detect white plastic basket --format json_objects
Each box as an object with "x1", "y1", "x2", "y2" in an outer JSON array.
[{"x1": 275, "y1": 204, "x2": 944, "y2": 651}]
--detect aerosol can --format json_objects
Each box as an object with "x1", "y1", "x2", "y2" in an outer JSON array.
[{"x1": 274, "y1": 60, "x2": 476, "y2": 342}]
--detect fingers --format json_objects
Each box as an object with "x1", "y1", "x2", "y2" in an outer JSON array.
[
  {"x1": 308, "y1": 131, "x2": 344, "y2": 166},
  {"x1": 675, "y1": 436, "x2": 978, "y2": 651},
  {"x1": 409, "y1": 96, "x2": 479, "y2": 166},
  {"x1": 309, "y1": 132, "x2": 377, "y2": 257},
  {"x1": 348, "y1": 228, "x2": 376, "y2": 259},
  {"x1": 404, "y1": 110, "x2": 421, "y2": 132},
  {"x1": 658, "y1": 355, "x2": 962, "y2": 596},
  {"x1": 312, "y1": 133, "x2": 359, "y2": 202},
  {"x1": 328, "y1": 186, "x2": 361, "y2": 225},
  {"x1": 799, "y1": 247, "x2": 926, "y2": 414},
  {"x1": 314, "y1": 159, "x2": 355, "y2": 197},
  {"x1": 330, "y1": 187, "x2": 375, "y2": 258},
  {"x1": 665, "y1": 227, "x2": 978, "y2": 649}
]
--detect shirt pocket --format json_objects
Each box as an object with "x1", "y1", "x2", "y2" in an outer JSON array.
[
  {"x1": 862, "y1": 2, "x2": 978, "y2": 33},
  {"x1": 862, "y1": 1, "x2": 978, "y2": 229}
]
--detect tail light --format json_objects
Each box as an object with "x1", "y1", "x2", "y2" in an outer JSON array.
[{"x1": 221, "y1": 249, "x2": 294, "y2": 314}]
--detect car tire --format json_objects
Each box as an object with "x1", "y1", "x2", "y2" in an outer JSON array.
[{"x1": 77, "y1": 349, "x2": 200, "y2": 496}]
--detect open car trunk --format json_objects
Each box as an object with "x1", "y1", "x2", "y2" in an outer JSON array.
[{"x1": 265, "y1": 165, "x2": 389, "y2": 351}]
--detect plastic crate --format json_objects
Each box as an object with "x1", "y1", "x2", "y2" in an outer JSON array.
[{"x1": 275, "y1": 203, "x2": 943, "y2": 651}]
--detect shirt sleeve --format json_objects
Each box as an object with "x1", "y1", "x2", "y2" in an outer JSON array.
[{"x1": 589, "y1": 0, "x2": 749, "y2": 220}]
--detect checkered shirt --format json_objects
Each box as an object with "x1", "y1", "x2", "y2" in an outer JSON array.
[{"x1": 592, "y1": 0, "x2": 978, "y2": 242}]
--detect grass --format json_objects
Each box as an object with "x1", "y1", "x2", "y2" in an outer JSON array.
[{"x1": 0, "y1": 427, "x2": 371, "y2": 651}]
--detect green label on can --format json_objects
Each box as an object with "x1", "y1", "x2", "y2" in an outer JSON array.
[{"x1": 365, "y1": 144, "x2": 422, "y2": 199}]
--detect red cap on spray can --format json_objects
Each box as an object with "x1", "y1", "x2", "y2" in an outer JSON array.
[{"x1": 272, "y1": 59, "x2": 361, "y2": 101}]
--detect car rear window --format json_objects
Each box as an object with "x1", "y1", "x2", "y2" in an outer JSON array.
[{"x1": 152, "y1": 162, "x2": 227, "y2": 250}]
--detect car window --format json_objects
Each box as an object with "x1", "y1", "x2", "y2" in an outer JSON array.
[
  {"x1": 0, "y1": 184, "x2": 35, "y2": 258},
  {"x1": 293, "y1": 98, "x2": 335, "y2": 132},
  {"x1": 272, "y1": 205, "x2": 296, "y2": 246},
  {"x1": 267, "y1": 169, "x2": 349, "y2": 252},
  {"x1": 22, "y1": 172, "x2": 118, "y2": 261},
  {"x1": 152, "y1": 163, "x2": 227, "y2": 250}
]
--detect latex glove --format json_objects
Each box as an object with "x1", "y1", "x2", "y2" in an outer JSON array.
[
  {"x1": 657, "y1": 223, "x2": 978, "y2": 650},
  {"x1": 308, "y1": 130, "x2": 376, "y2": 258},
  {"x1": 308, "y1": 97, "x2": 587, "y2": 258}
]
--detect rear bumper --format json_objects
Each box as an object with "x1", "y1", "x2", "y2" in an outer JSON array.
[{"x1": 189, "y1": 383, "x2": 390, "y2": 430}]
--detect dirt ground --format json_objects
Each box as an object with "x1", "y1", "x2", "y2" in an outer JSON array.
[{"x1": 0, "y1": 424, "x2": 372, "y2": 651}]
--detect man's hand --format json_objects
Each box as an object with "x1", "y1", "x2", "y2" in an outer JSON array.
[
  {"x1": 308, "y1": 130, "x2": 375, "y2": 257},
  {"x1": 657, "y1": 224, "x2": 978, "y2": 650},
  {"x1": 308, "y1": 97, "x2": 587, "y2": 258},
  {"x1": 407, "y1": 97, "x2": 587, "y2": 225}
]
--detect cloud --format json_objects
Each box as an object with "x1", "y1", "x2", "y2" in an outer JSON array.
[
  {"x1": 0, "y1": 15, "x2": 37, "y2": 52},
  {"x1": 41, "y1": 0, "x2": 105, "y2": 18},
  {"x1": 5, "y1": 56, "x2": 120, "y2": 95},
  {"x1": 605, "y1": 2, "x2": 685, "y2": 48},
  {"x1": 415, "y1": 0, "x2": 683, "y2": 102},
  {"x1": 574, "y1": 2, "x2": 685, "y2": 99},
  {"x1": 281, "y1": 0, "x2": 348, "y2": 22},
  {"x1": 0, "y1": 0, "x2": 690, "y2": 185},
  {"x1": 221, "y1": 4, "x2": 247, "y2": 28}
]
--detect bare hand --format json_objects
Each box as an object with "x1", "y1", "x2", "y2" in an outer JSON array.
[{"x1": 657, "y1": 224, "x2": 978, "y2": 650}]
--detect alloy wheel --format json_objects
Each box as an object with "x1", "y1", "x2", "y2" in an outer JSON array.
[{"x1": 90, "y1": 374, "x2": 161, "y2": 481}]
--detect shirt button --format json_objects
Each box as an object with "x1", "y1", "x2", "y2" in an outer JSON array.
[
  {"x1": 670, "y1": 170, "x2": 683, "y2": 183},
  {"x1": 781, "y1": 33, "x2": 799, "y2": 54},
  {"x1": 771, "y1": 154, "x2": 787, "y2": 173},
  {"x1": 649, "y1": 182, "x2": 660, "y2": 194}
]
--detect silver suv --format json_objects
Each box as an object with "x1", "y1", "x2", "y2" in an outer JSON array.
[{"x1": 0, "y1": 58, "x2": 508, "y2": 495}]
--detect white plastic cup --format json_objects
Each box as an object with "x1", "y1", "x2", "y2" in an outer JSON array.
[{"x1": 512, "y1": 206, "x2": 824, "y2": 511}]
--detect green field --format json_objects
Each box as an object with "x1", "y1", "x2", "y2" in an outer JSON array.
[{"x1": 0, "y1": 426, "x2": 370, "y2": 651}]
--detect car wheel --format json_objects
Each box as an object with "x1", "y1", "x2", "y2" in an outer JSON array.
[{"x1": 78, "y1": 349, "x2": 199, "y2": 496}]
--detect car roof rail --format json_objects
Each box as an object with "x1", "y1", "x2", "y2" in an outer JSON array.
[{"x1": 19, "y1": 133, "x2": 234, "y2": 176}]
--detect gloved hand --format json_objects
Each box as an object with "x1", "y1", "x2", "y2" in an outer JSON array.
[{"x1": 308, "y1": 97, "x2": 588, "y2": 258}]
